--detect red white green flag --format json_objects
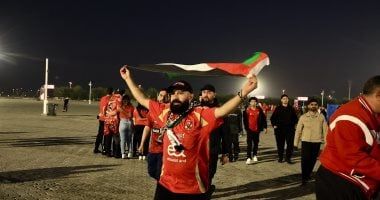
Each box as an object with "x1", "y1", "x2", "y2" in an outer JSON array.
[{"x1": 133, "y1": 52, "x2": 269, "y2": 77}]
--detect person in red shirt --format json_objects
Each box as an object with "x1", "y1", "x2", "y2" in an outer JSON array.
[
  {"x1": 139, "y1": 88, "x2": 169, "y2": 180},
  {"x1": 94, "y1": 87, "x2": 113, "y2": 154},
  {"x1": 119, "y1": 65, "x2": 257, "y2": 200},
  {"x1": 243, "y1": 97, "x2": 267, "y2": 164},
  {"x1": 118, "y1": 94, "x2": 135, "y2": 159},
  {"x1": 133, "y1": 103, "x2": 149, "y2": 159},
  {"x1": 316, "y1": 75, "x2": 380, "y2": 200},
  {"x1": 104, "y1": 90, "x2": 122, "y2": 157}
]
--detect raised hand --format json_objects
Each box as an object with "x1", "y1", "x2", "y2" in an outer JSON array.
[
  {"x1": 119, "y1": 65, "x2": 131, "y2": 81},
  {"x1": 241, "y1": 75, "x2": 258, "y2": 97}
]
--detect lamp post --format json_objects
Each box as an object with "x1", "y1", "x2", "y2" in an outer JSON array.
[
  {"x1": 282, "y1": 89, "x2": 285, "y2": 94},
  {"x1": 321, "y1": 90, "x2": 325, "y2": 107},
  {"x1": 68, "y1": 82, "x2": 72, "y2": 89},
  {"x1": 42, "y1": 58, "x2": 49, "y2": 115},
  {"x1": 88, "y1": 81, "x2": 92, "y2": 104}
]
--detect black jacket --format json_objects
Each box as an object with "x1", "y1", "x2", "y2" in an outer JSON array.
[{"x1": 270, "y1": 104, "x2": 298, "y2": 128}]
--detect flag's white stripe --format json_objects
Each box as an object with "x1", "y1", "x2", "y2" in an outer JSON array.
[
  {"x1": 157, "y1": 63, "x2": 213, "y2": 72},
  {"x1": 249, "y1": 57, "x2": 270, "y2": 76}
]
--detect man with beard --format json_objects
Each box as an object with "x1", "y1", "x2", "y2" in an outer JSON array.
[
  {"x1": 294, "y1": 98, "x2": 327, "y2": 186},
  {"x1": 119, "y1": 65, "x2": 258, "y2": 200},
  {"x1": 199, "y1": 84, "x2": 230, "y2": 194}
]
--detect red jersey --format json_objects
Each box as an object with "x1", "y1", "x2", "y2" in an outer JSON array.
[
  {"x1": 319, "y1": 96, "x2": 380, "y2": 198},
  {"x1": 98, "y1": 95, "x2": 111, "y2": 121},
  {"x1": 147, "y1": 114, "x2": 163, "y2": 153},
  {"x1": 246, "y1": 107, "x2": 260, "y2": 132},
  {"x1": 133, "y1": 108, "x2": 149, "y2": 126},
  {"x1": 148, "y1": 101, "x2": 218, "y2": 194},
  {"x1": 104, "y1": 94, "x2": 122, "y2": 135},
  {"x1": 119, "y1": 104, "x2": 134, "y2": 120}
]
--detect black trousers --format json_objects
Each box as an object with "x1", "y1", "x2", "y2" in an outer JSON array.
[
  {"x1": 94, "y1": 120, "x2": 104, "y2": 151},
  {"x1": 229, "y1": 133, "x2": 240, "y2": 160},
  {"x1": 154, "y1": 183, "x2": 210, "y2": 200},
  {"x1": 274, "y1": 127, "x2": 295, "y2": 161},
  {"x1": 246, "y1": 131, "x2": 260, "y2": 158},
  {"x1": 301, "y1": 141, "x2": 321, "y2": 181},
  {"x1": 315, "y1": 166, "x2": 368, "y2": 200},
  {"x1": 133, "y1": 125, "x2": 145, "y2": 156},
  {"x1": 104, "y1": 133, "x2": 120, "y2": 156}
]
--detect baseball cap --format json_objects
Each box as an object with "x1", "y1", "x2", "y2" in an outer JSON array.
[
  {"x1": 167, "y1": 80, "x2": 193, "y2": 94},
  {"x1": 200, "y1": 84, "x2": 216, "y2": 92}
]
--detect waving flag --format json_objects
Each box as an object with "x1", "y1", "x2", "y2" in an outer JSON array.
[{"x1": 132, "y1": 52, "x2": 269, "y2": 77}]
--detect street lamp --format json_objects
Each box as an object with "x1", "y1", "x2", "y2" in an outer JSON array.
[
  {"x1": 68, "y1": 82, "x2": 72, "y2": 89},
  {"x1": 282, "y1": 89, "x2": 285, "y2": 94},
  {"x1": 321, "y1": 90, "x2": 325, "y2": 107},
  {"x1": 88, "y1": 81, "x2": 92, "y2": 104}
]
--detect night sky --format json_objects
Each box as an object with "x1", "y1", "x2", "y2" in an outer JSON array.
[{"x1": 1, "y1": 1, "x2": 380, "y2": 99}]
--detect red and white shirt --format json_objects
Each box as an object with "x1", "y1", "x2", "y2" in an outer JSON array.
[
  {"x1": 148, "y1": 100, "x2": 219, "y2": 194},
  {"x1": 147, "y1": 114, "x2": 163, "y2": 154},
  {"x1": 319, "y1": 96, "x2": 380, "y2": 198},
  {"x1": 246, "y1": 107, "x2": 260, "y2": 132}
]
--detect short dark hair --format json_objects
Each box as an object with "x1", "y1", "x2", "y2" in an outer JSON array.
[
  {"x1": 281, "y1": 94, "x2": 288, "y2": 99},
  {"x1": 159, "y1": 88, "x2": 168, "y2": 93},
  {"x1": 363, "y1": 75, "x2": 380, "y2": 95},
  {"x1": 307, "y1": 98, "x2": 318, "y2": 105},
  {"x1": 248, "y1": 97, "x2": 258, "y2": 102},
  {"x1": 200, "y1": 84, "x2": 216, "y2": 92}
]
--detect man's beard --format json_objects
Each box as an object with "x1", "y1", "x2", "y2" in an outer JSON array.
[
  {"x1": 200, "y1": 99, "x2": 217, "y2": 108},
  {"x1": 170, "y1": 100, "x2": 190, "y2": 114},
  {"x1": 310, "y1": 107, "x2": 318, "y2": 112}
]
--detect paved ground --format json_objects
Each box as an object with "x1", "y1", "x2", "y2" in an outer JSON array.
[{"x1": 0, "y1": 98, "x2": 317, "y2": 200}]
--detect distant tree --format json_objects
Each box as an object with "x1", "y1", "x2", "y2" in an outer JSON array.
[
  {"x1": 72, "y1": 85, "x2": 86, "y2": 100},
  {"x1": 92, "y1": 87, "x2": 107, "y2": 101}
]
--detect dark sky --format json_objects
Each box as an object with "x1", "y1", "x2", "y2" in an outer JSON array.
[{"x1": 1, "y1": 1, "x2": 380, "y2": 98}]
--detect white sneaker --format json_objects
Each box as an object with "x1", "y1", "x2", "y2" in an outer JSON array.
[
  {"x1": 122, "y1": 153, "x2": 127, "y2": 159},
  {"x1": 253, "y1": 156, "x2": 258, "y2": 162},
  {"x1": 246, "y1": 158, "x2": 252, "y2": 165},
  {"x1": 142, "y1": 156, "x2": 146, "y2": 160},
  {"x1": 127, "y1": 153, "x2": 133, "y2": 158},
  {"x1": 138, "y1": 156, "x2": 143, "y2": 160}
]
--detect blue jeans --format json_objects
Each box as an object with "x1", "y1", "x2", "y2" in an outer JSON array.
[{"x1": 119, "y1": 119, "x2": 133, "y2": 154}]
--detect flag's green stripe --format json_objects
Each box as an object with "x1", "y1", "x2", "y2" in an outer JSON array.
[
  {"x1": 243, "y1": 52, "x2": 261, "y2": 65},
  {"x1": 165, "y1": 72, "x2": 182, "y2": 79}
]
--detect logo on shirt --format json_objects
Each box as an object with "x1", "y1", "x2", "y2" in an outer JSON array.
[
  {"x1": 167, "y1": 144, "x2": 186, "y2": 158},
  {"x1": 184, "y1": 119, "x2": 193, "y2": 130}
]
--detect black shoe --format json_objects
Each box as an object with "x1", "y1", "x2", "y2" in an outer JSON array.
[
  {"x1": 93, "y1": 149, "x2": 101, "y2": 154},
  {"x1": 301, "y1": 180, "x2": 307, "y2": 186},
  {"x1": 285, "y1": 159, "x2": 294, "y2": 164},
  {"x1": 207, "y1": 185, "x2": 216, "y2": 197},
  {"x1": 278, "y1": 158, "x2": 283, "y2": 163}
]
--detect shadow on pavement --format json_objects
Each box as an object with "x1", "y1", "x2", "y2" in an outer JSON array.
[
  {"x1": 236, "y1": 149, "x2": 301, "y2": 164},
  {"x1": 0, "y1": 131, "x2": 29, "y2": 134},
  {"x1": 213, "y1": 173, "x2": 315, "y2": 200},
  {"x1": 0, "y1": 164, "x2": 118, "y2": 183},
  {"x1": 4, "y1": 136, "x2": 93, "y2": 147}
]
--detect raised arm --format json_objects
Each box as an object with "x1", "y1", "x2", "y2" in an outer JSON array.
[
  {"x1": 215, "y1": 76, "x2": 258, "y2": 118},
  {"x1": 119, "y1": 65, "x2": 150, "y2": 108}
]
